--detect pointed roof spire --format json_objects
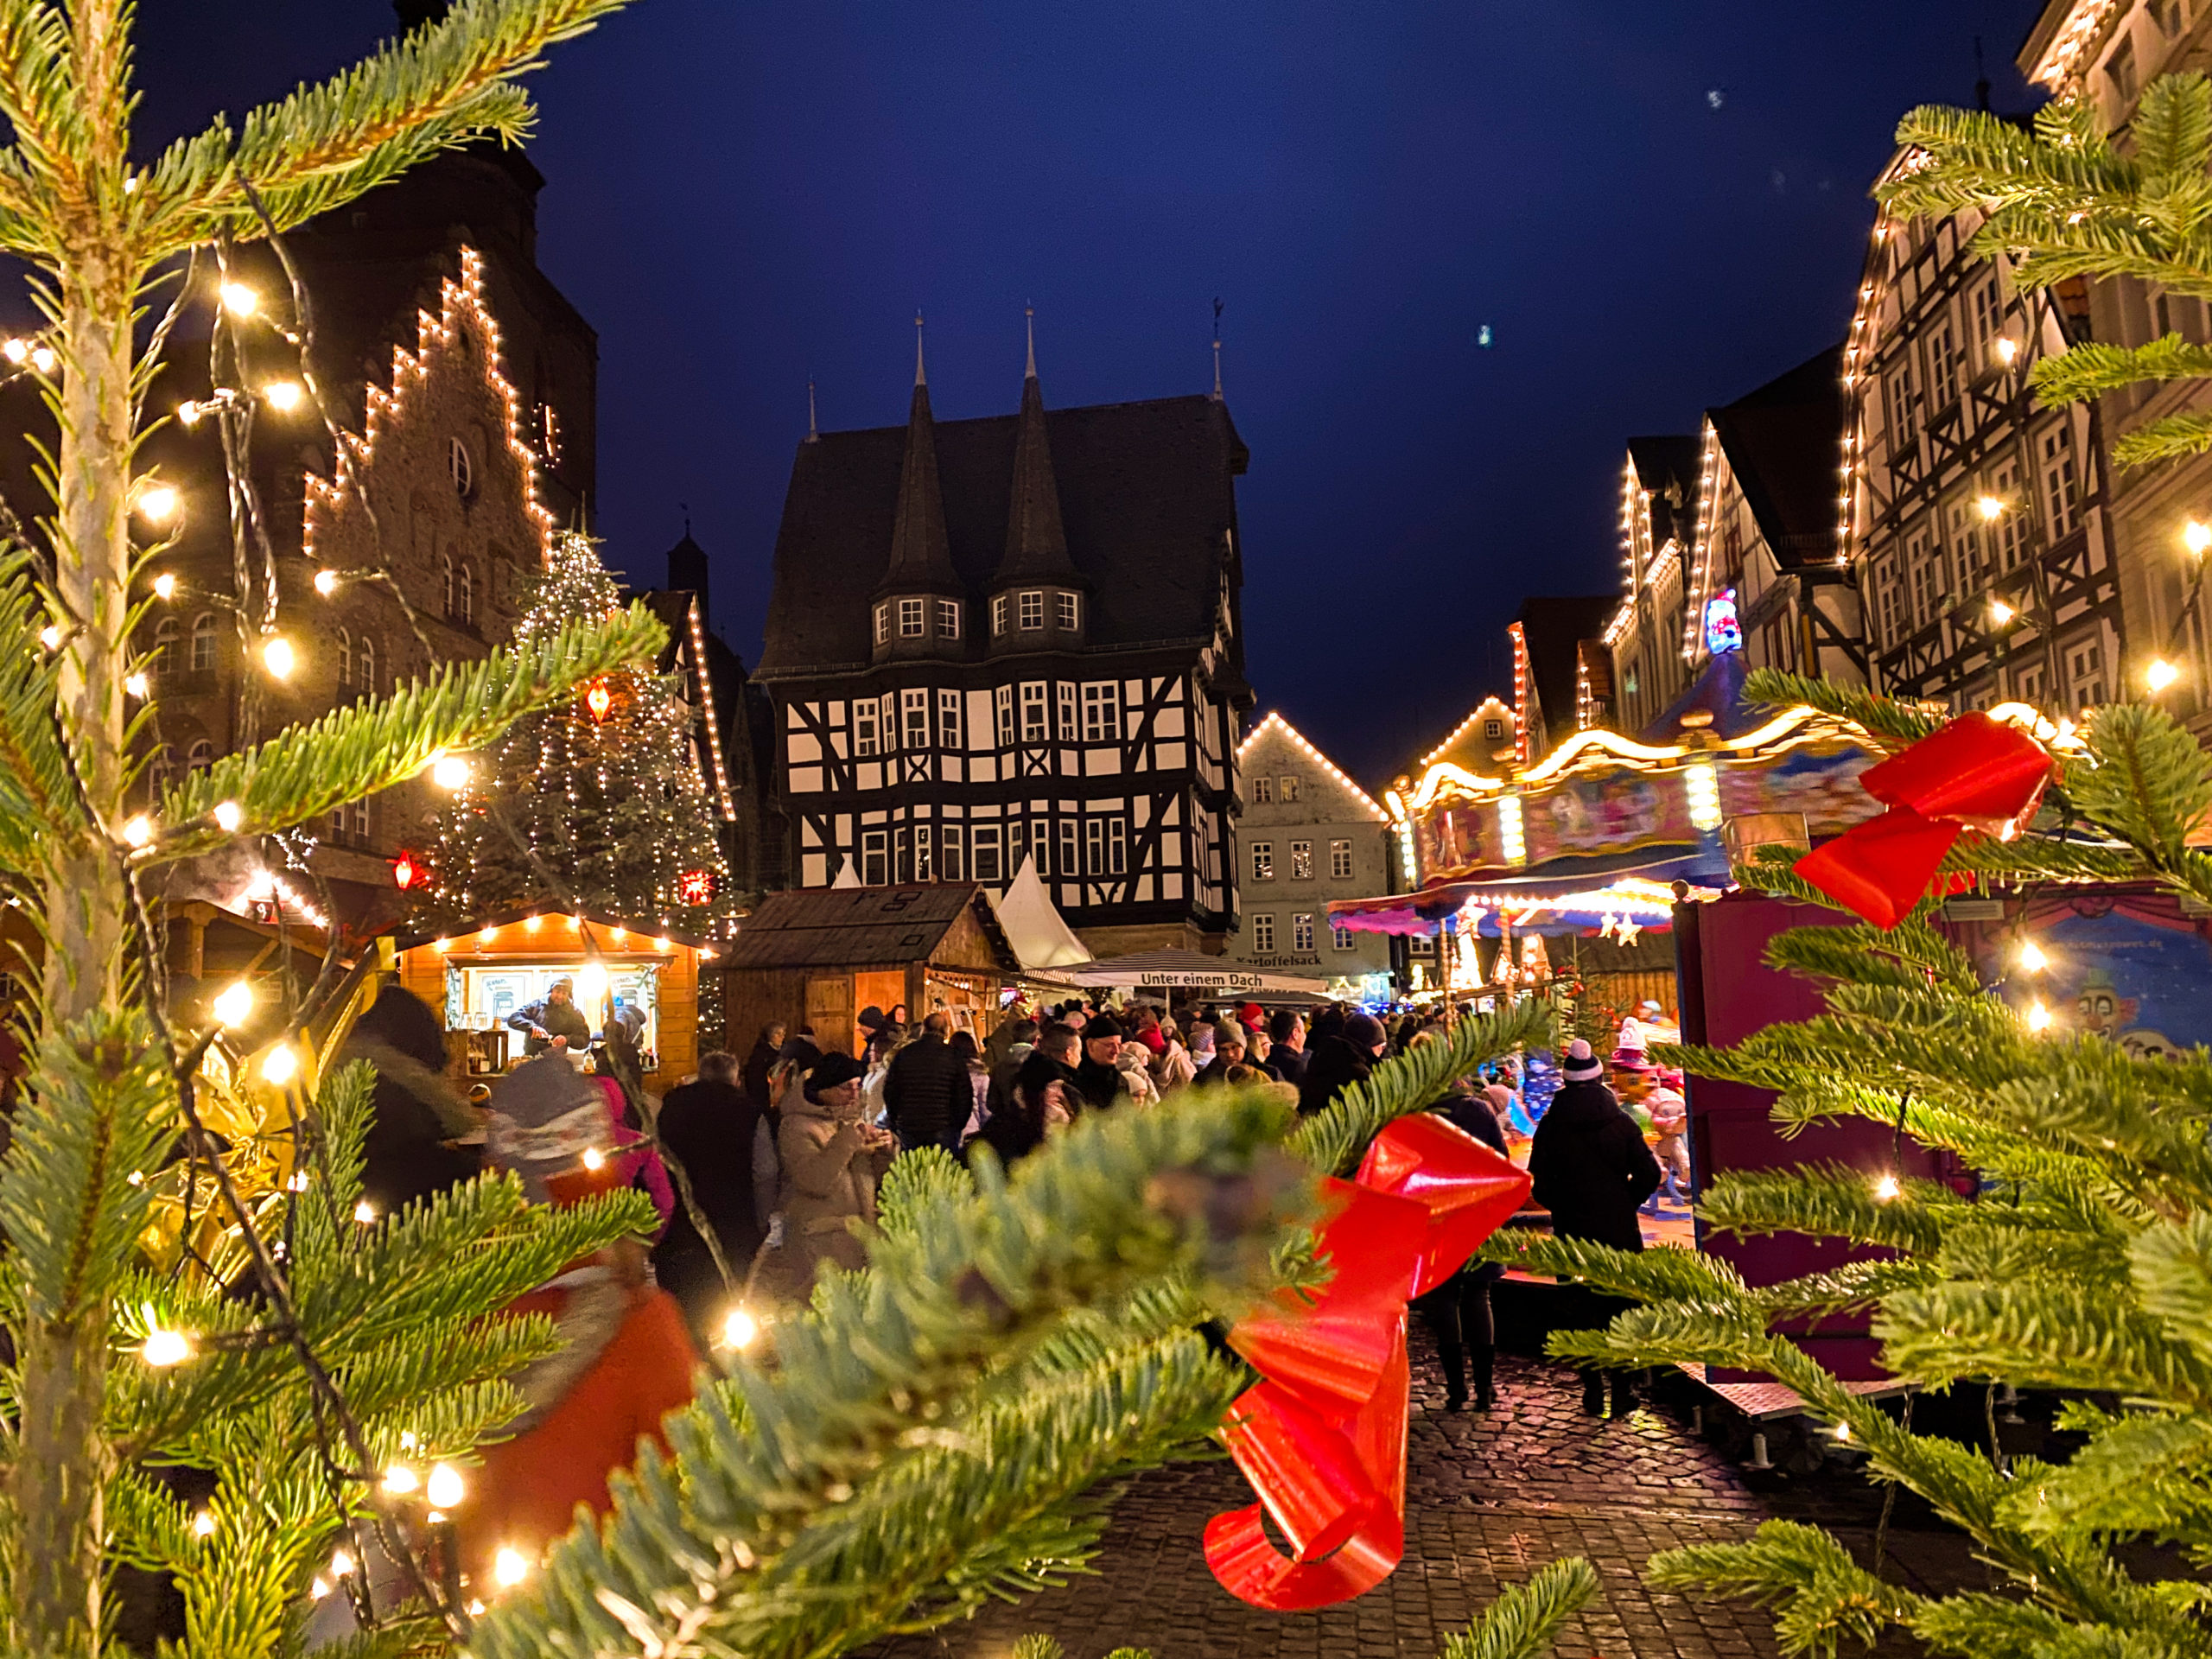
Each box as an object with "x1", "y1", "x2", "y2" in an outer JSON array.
[
  {"x1": 806, "y1": 375, "x2": 818, "y2": 442},
  {"x1": 880, "y1": 324, "x2": 957, "y2": 593},
  {"x1": 995, "y1": 308, "x2": 1079, "y2": 588},
  {"x1": 1211, "y1": 296, "x2": 1224, "y2": 401}
]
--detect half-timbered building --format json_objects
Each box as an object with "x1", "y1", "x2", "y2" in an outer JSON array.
[{"x1": 753, "y1": 327, "x2": 1253, "y2": 956}]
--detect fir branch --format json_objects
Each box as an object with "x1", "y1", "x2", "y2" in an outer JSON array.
[
  {"x1": 1740, "y1": 666, "x2": 1942, "y2": 747},
  {"x1": 1435, "y1": 1556, "x2": 1600, "y2": 1659},
  {"x1": 1646, "y1": 1522, "x2": 1923, "y2": 1656}
]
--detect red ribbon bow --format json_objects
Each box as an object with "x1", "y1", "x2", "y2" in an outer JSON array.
[
  {"x1": 1794, "y1": 710, "x2": 2052, "y2": 929},
  {"x1": 1203, "y1": 1113, "x2": 1531, "y2": 1609}
]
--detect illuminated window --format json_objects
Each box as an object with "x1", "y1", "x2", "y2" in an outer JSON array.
[
  {"x1": 1019, "y1": 590, "x2": 1045, "y2": 630},
  {"x1": 1280, "y1": 775, "x2": 1300, "y2": 804},
  {"x1": 1290, "y1": 840, "x2": 1313, "y2": 880},
  {"x1": 937, "y1": 598, "x2": 960, "y2": 639},
  {"x1": 1252, "y1": 913, "x2": 1275, "y2": 953},
  {"x1": 1056, "y1": 591, "x2": 1079, "y2": 631},
  {"x1": 1293, "y1": 912, "x2": 1314, "y2": 952},
  {"x1": 899, "y1": 598, "x2": 925, "y2": 639},
  {"x1": 914, "y1": 823, "x2": 933, "y2": 881},
  {"x1": 1251, "y1": 774, "x2": 1273, "y2": 804},
  {"x1": 1250, "y1": 841, "x2": 1273, "y2": 881},
  {"x1": 1330, "y1": 839, "x2": 1352, "y2": 880}
]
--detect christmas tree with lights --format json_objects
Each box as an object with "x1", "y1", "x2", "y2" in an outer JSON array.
[{"x1": 427, "y1": 529, "x2": 734, "y2": 929}]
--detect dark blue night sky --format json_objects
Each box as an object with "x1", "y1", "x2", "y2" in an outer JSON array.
[{"x1": 123, "y1": 1, "x2": 2037, "y2": 785}]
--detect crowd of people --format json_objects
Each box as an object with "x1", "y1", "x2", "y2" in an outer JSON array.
[{"x1": 328, "y1": 982, "x2": 1694, "y2": 1599}]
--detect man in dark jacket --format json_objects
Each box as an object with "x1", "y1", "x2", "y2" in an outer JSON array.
[
  {"x1": 883, "y1": 1011, "x2": 970, "y2": 1154},
  {"x1": 972, "y1": 1026, "x2": 1077, "y2": 1166},
  {"x1": 506, "y1": 978, "x2": 593, "y2": 1056},
  {"x1": 740, "y1": 1023, "x2": 785, "y2": 1117},
  {"x1": 982, "y1": 1018, "x2": 1040, "y2": 1125},
  {"x1": 1070, "y1": 1014, "x2": 1129, "y2": 1111},
  {"x1": 343, "y1": 986, "x2": 480, "y2": 1217},
  {"x1": 1298, "y1": 1011, "x2": 1387, "y2": 1116},
  {"x1": 1192, "y1": 1020, "x2": 1248, "y2": 1087},
  {"x1": 652, "y1": 1050, "x2": 766, "y2": 1345},
  {"x1": 1421, "y1": 1052, "x2": 1510, "y2": 1411},
  {"x1": 1528, "y1": 1037, "x2": 1662, "y2": 1416},
  {"x1": 1268, "y1": 1011, "x2": 1311, "y2": 1088}
]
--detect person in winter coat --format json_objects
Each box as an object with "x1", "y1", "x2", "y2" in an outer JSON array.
[
  {"x1": 982, "y1": 1018, "x2": 1039, "y2": 1124},
  {"x1": 883, "y1": 1012, "x2": 973, "y2": 1154},
  {"x1": 779, "y1": 1051, "x2": 896, "y2": 1284},
  {"x1": 1410, "y1": 1034, "x2": 1511, "y2": 1410},
  {"x1": 1268, "y1": 1011, "x2": 1311, "y2": 1088},
  {"x1": 1150, "y1": 1020, "x2": 1198, "y2": 1096},
  {"x1": 1115, "y1": 1042, "x2": 1161, "y2": 1107},
  {"x1": 588, "y1": 1063, "x2": 674, "y2": 1239},
  {"x1": 1192, "y1": 1021, "x2": 1249, "y2": 1087},
  {"x1": 652, "y1": 1050, "x2": 770, "y2": 1345},
  {"x1": 970, "y1": 1028, "x2": 1077, "y2": 1165},
  {"x1": 505, "y1": 977, "x2": 594, "y2": 1056},
  {"x1": 1070, "y1": 1014, "x2": 1131, "y2": 1111},
  {"x1": 1528, "y1": 1038, "x2": 1662, "y2": 1416},
  {"x1": 1298, "y1": 1012, "x2": 1388, "y2": 1117},
  {"x1": 741, "y1": 1023, "x2": 785, "y2": 1117},
  {"x1": 340, "y1": 986, "x2": 480, "y2": 1219},
  {"x1": 856, "y1": 1005, "x2": 897, "y2": 1066}
]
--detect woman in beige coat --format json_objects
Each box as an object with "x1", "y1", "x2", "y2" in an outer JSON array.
[{"x1": 778, "y1": 1051, "x2": 898, "y2": 1284}]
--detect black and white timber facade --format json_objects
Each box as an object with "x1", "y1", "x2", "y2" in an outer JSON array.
[{"x1": 753, "y1": 327, "x2": 1254, "y2": 954}]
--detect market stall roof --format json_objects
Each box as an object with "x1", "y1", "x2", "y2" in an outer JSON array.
[
  {"x1": 391, "y1": 906, "x2": 716, "y2": 952},
  {"x1": 721, "y1": 883, "x2": 1017, "y2": 972},
  {"x1": 1058, "y1": 949, "x2": 1328, "y2": 993},
  {"x1": 988, "y1": 855, "x2": 1092, "y2": 972}
]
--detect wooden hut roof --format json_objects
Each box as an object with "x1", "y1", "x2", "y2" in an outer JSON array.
[{"x1": 721, "y1": 883, "x2": 1016, "y2": 971}]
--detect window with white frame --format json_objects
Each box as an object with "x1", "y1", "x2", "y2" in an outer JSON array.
[
  {"x1": 1018, "y1": 590, "x2": 1045, "y2": 630},
  {"x1": 861, "y1": 830, "x2": 887, "y2": 886},
  {"x1": 874, "y1": 604, "x2": 890, "y2": 645},
  {"x1": 937, "y1": 598, "x2": 960, "y2": 639},
  {"x1": 1056, "y1": 819, "x2": 1077, "y2": 882},
  {"x1": 1082, "y1": 682, "x2": 1118, "y2": 741},
  {"x1": 1885, "y1": 364, "x2": 1917, "y2": 448},
  {"x1": 1330, "y1": 838, "x2": 1352, "y2": 880},
  {"x1": 894, "y1": 825, "x2": 912, "y2": 883},
  {"x1": 854, "y1": 698, "x2": 880, "y2": 757},
  {"x1": 1084, "y1": 817, "x2": 1106, "y2": 876},
  {"x1": 1251, "y1": 774, "x2": 1273, "y2": 804},
  {"x1": 991, "y1": 594, "x2": 1009, "y2": 636},
  {"x1": 336, "y1": 627, "x2": 352, "y2": 688},
  {"x1": 1293, "y1": 913, "x2": 1314, "y2": 952},
  {"x1": 459, "y1": 562, "x2": 474, "y2": 626},
  {"x1": 329, "y1": 793, "x2": 368, "y2": 842},
  {"x1": 1081, "y1": 815, "x2": 1127, "y2": 878},
  {"x1": 1250, "y1": 841, "x2": 1274, "y2": 881},
  {"x1": 2042, "y1": 429, "x2": 2081, "y2": 537},
  {"x1": 1332, "y1": 924, "x2": 1356, "y2": 951},
  {"x1": 971, "y1": 823, "x2": 1002, "y2": 882},
  {"x1": 1251, "y1": 913, "x2": 1275, "y2": 953},
  {"x1": 154, "y1": 617, "x2": 178, "y2": 677},
  {"x1": 1971, "y1": 274, "x2": 2004, "y2": 359},
  {"x1": 1280, "y1": 775, "x2": 1300, "y2": 803},
  {"x1": 1993, "y1": 460, "x2": 2027, "y2": 570},
  {"x1": 938, "y1": 688, "x2": 962, "y2": 750},
  {"x1": 898, "y1": 598, "x2": 925, "y2": 639},
  {"x1": 443, "y1": 552, "x2": 458, "y2": 616},
  {"x1": 191, "y1": 613, "x2": 217, "y2": 673},
  {"x1": 1020, "y1": 682, "x2": 1048, "y2": 743},
  {"x1": 2107, "y1": 34, "x2": 2138, "y2": 104},
  {"x1": 995, "y1": 684, "x2": 1015, "y2": 746},
  {"x1": 1290, "y1": 840, "x2": 1313, "y2": 880},
  {"x1": 1927, "y1": 315, "x2": 1962, "y2": 410},
  {"x1": 940, "y1": 823, "x2": 964, "y2": 881},
  {"x1": 358, "y1": 636, "x2": 375, "y2": 693},
  {"x1": 1945, "y1": 495, "x2": 1986, "y2": 587},
  {"x1": 880, "y1": 692, "x2": 899, "y2": 752},
  {"x1": 1409, "y1": 932, "x2": 1434, "y2": 955},
  {"x1": 1012, "y1": 818, "x2": 1034, "y2": 874},
  {"x1": 2153, "y1": 0, "x2": 2183, "y2": 38},
  {"x1": 914, "y1": 823, "x2": 933, "y2": 881},
  {"x1": 1056, "y1": 591, "x2": 1079, "y2": 631},
  {"x1": 1057, "y1": 682, "x2": 1077, "y2": 741},
  {"x1": 902, "y1": 687, "x2": 929, "y2": 750}
]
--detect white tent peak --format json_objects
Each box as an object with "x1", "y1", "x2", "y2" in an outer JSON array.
[
  {"x1": 990, "y1": 854, "x2": 1091, "y2": 971},
  {"x1": 830, "y1": 855, "x2": 861, "y2": 889}
]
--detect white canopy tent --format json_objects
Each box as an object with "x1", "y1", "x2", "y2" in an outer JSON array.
[{"x1": 988, "y1": 855, "x2": 1092, "y2": 975}]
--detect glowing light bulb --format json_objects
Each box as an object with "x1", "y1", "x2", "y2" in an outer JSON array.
[
  {"x1": 219, "y1": 282, "x2": 258, "y2": 318},
  {"x1": 176, "y1": 399, "x2": 202, "y2": 427},
  {"x1": 2027, "y1": 1001, "x2": 2053, "y2": 1032},
  {"x1": 262, "y1": 380, "x2": 303, "y2": 412},
  {"x1": 309, "y1": 1577, "x2": 331, "y2": 1600},
  {"x1": 524, "y1": 914, "x2": 542, "y2": 933},
  {"x1": 2188, "y1": 519, "x2": 2212, "y2": 558},
  {"x1": 2, "y1": 338, "x2": 26, "y2": 364},
  {"x1": 192, "y1": 1510, "x2": 215, "y2": 1538},
  {"x1": 1988, "y1": 599, "x2": 2015, "y2": 626},
  {"x1": 353, "y1": 1199, "x2": 378, "y2": 1226},
  {"x1": 313, "y1": 568, "x2": 339, "y2": 596},
  {"x1": 427, "y1": 1462, "x2": 465, "y2": 1510},
  {"x1": 2149, "y1": 658, "x2": 2181, "y2": 692},
  {"x1": 151, "y1": 572, "x2": 176, "y2": 601},
  {"x1": 141, "y1": 1328, "x2": 191, "y2": 1367},
  {"x1": 213, "y1": 800, "x2": 243, "y2": 833},
  {"x1": 135, "y1": 483, "x2": 179, "y2": 524},
  {"x1": 581, "y1": 1147, "x2": 605, "y2": 1173},
  {"x1": 1994, "y1": 336, "x2": 2018, "y2": 365},
  {"x1": 330, "y1": 1548, "x2": 355, "y2": 1578},
  {"x1": 261, "y1": 1044, "x2": 298, "y2": 1086},
  {"x1": 38, "y1": 624, "x2": 60, "y2": 651},
  {"x1": 211, "y1": 980, "x2": 255, "y2": 1028},
  {"x1": 120, "y1": 814, "x2": 153, "y2": 848},
  {"x1": 2018, "y1": 939, "x2": 2048, "y2": 973},
  {"x1": 479, "y1": 925, "x2": 497, "y2": 944},
  {"x1": 30, "y1": 346, "x2": 54, "y2": 373},
  {"x1": 1975, "y1": 494, "x2": 2004, "y2": 522},
  {"x1": 1872, "y1": 1173, "x2": 1902, "y2": 1201},
  {"x1": 493, "y1": 1547, "x2": 530, "y2": 1588},
  {"x1": 430, "y1": 753, "x2": 470, "y2": 791},
  {"x1": 1834, "y1": 1421, "x2": 1853, "y2": 1443},
  {"x1": 261, "y1": 636, "x2": 294, "y2": 679},
  {"x1": 124, "y1": 671, "x2": 148, "y2": 698},
  {"x1": 381, "y1": 1463, "x2": 417, "y2": 1495},
  {"x1": 721, "y1": 1306, "x2": 760, "y2": 1351},
  {"x1": 577, "y1": 963, "x2": 609, "y2": 1005}
]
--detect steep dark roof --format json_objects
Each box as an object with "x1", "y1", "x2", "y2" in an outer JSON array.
[
  {"x1": 759, "y1": 394, "x2": 1249, "y2": 675},
  {"x1": 879, "y1": 378, "x2": 960, "y2": 596},
  {"x1": 1515, "y1": 595, "x2": 1616, "y2": 735},
  {"x1": 1710, "y1": 346, "x2": 1845, "y2": 570},
  {"x1": 721, "y1": 883, "x2": 1014, "y2": 969},
  {"x1": 995, "y1": 341, "x2": 1080, "y2": 588},
  {"x1": 1625, "y1": 434, "x2": 1700, "y2": 552}
]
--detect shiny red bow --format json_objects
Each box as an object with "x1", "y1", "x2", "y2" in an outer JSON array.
[
  {"x1": 1203, "y1": 1113, "x2": 1531, "y2": 1609},
  {"x1": 1794, "y1": 710, "x2": 2052, "y2": 929}
]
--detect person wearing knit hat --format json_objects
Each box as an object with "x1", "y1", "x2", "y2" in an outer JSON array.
[
  {"x1": 1237, "y1": 1001, "x2": 1266, "y2": 1035},
  {"x1": 1297, "y1": 1012, "x2": 1385, "y2": 1116},
  {"x1": 1069, "y1": 1013, "x2": 1129, "y2": 1110},
  {"x1": 1528, "y1": 1036, "x2": 1661, "y2": 1417},
  {"x1": 778, "y1": 1049, "x2": 895, "y2": 1287},
  {"x1": 1191, "y1": 1020, "x2": 1247, "y2": 1088}
]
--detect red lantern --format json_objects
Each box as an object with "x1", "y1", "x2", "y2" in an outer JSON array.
[
  {"x1": 678, "y1": 868, "x2": 715, "y2": 906},
  {"x1": 585, "y1": 679, "x2": 613, "y2": 723},
  {"x1": 392, "y1": 851, "x2": 417, "y2": 891}
]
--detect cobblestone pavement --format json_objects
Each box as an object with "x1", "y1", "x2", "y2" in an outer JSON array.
[{"x1": 871, "y1": 1340, "x2": 1982, "y2": 1659}]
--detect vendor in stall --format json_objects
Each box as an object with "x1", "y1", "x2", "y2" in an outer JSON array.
[{"x1": 507, "y1": 976, "x2": 594, "y2": 1056}]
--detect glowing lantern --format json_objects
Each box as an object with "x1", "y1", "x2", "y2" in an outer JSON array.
[
  {"x1": 585, "y1": 680, "x2": 613, "y2": 723},
  {"x1": 392, "y1": 851, "x2": 417, "y2": 891},
  {"x1": 678, "y1": 868, "x2": 715, "y2": 906}
]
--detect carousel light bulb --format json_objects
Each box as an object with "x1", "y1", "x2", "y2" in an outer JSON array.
[
  {"x1": 135, "y1": 483, "x2": 180, "y2": 524},
  {"x1": 2149, "y1": 658, "x2": 2181, "y2": 692},
  {"x1": 124, "y1": 671, "x2": 148, "y2": 698},
  {"x1": 152, "y1": 572, "x2": 176, "y2": 601},
  {"x1": 219, "y1": 281, "x2": 258, "y2": 318},
  {"x1": 493, "y1": 1547, "x2": 530, "y2": 1588},
  {"x1": 211, "y1": 980, "x2": 255, "y2": 1028},
  {"x1": 313, "y1": 568, "x2": 339, "y2": 596},
  {"x1": 120, "y1": 814, "x2": 153, "y2": 848},
  {"x1": 141, "y1": 1328, "x2": 192, "y2": 1367},
  {"x1": 1872, "y1": 1173, "x2": 1902, "y2": 1201},
  {"x1": 721, "y1": 1306, "x2": 760, "y2": 1351},
  {"x1": 213, "y1": 800, "x2": 243, "y2": 832},
  {"x1": 2018, "y1": 938, "x2": 2048, "y2": 973},
  {"x1": 262, "y1": 380, "x2": 304, "y2": 412},
  {"x1": 430, "y1": 752, "x2": 470, "y2": 791},
  {"x1": 261, "y1": 1044, "x2": 298, "y2": 1085},
  {"x1": 427, "y1": 1462, "x2": 465, "y2": 1510},
  {"x1": 2187, "y1": 519, "x2": 2212, "y2": 558}
]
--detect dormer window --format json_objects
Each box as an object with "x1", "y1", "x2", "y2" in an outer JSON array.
[
  {"x1": 992, "y1": 594, "x2": 1009, "y2": 636},
  {"x1": 937, "y1": 598, "x2": 961, "y2": 639},
  {"x1": 1018, "y1": 590, "x2": 1045, "y2": 631},
  {"x1": 1056, "y1": 592, "x2": 1080, "y2": 631},
  {"x1": 874, "y1": 604, "x2": 890, "y2": 645},
  {"x1": 899, "y1": 598, "x2": 925, "y2": 639}
]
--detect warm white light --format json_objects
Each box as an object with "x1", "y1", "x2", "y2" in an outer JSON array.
[
  {"x1": 175, "y1": 399, "x2": 202, "y2": 427},
  {"x1": 309, "y1": 1577, "x2": 331, "y2": 1600},
  {"x1": 353, "y1": 1199, "x2": 378, "y2": 1226},
  {"x1": 313, "y1": 568, "x2": 339, "y2": 596},
  {"x1": 330, "y1": 1548, "x2": 355, "y2": 1579},
  {"x1": 581, "y1": 1147, "x2": 605, "y2": 1173},
  {"x1": 721, "y1": 1306, "x2": 760, "y2": 1351},
  {"x1": 151, "y1": 572, "x2": 177, "y2": 601},
  {"x1": 124, "y1": 671, "x2": 148, "y2": 698},
  {"x1": 609, "y1": 926, "x2": 626, "y2": 942},
  {"x1": 30, "y1": 346, "x2": 54, "y2": 374},
  {"x1": 1872, "y1": 1173, "x2": 1902, "y2": 1201},
  {"x1": 656, "y1": 935, "x2": 671, "y2": 951},
  {"x1": 213, "y1": 800, "x2": 243, "y2": 833},
  {"x1": 1833, "y1": 1421, "x2": 1853, "y2": 1443},
  {"x1": 478, "y1": 925, "x2": 497, "y2": 943},
  {"x1": 1994, "y1": 336, "x2": 2018, "y2": 365},
  {"x1": 219, "y1": 282, "x2": 259, "y2": 318},
  {"x1": 192, "y1": 1510, "x2": 215, "y2": 1538},
  {"x1": 524, "y1": 914, "x2": 542, "y2": 933},
  {"x1": 2027, "y1": 1001, "x2": 2053, "y2": 1032},
  {"x1": 2149, "y1": 658, "x2": 2181, "y2": 692},
  {"x1": 576, "y1": 963, "x2": 609, "y2": 1004},
  {"x1": 426, "y1": 1462, "x2": 465, "y2": 1509},
  {"x1": 262, "y1": 380, "x2": 304, "y2": 412},
  {"x1": 2187, "y1": 519, "x2": 2212, "y2": 558},
  {"x1": 3, "y1": 338, "x2": 26, "y2": 365},
  {"x1": 493, "y1": 1547, "x2": 530, "y2": 1588},
  {"x1": 135, "y1": 483, "x2": 181, "y2": 525},
  {"x1": 120, "y1": 814, "x2": 153, "y2": 848},
  {"x1": 2018, "y1": 938, "x2": 2048, "y2": 973},
  {"x1": 38, "y1": 624, "x2": 60, "y2": 652},
  {"x1": 380, "y1": 1462, "x2": 417, "y2": 1495},
  {"x1": 261, "y1": 637, "x2": 295, "y2": 679},
  {"x1": 1683, "y1": 760, "x2": 1723, "y2": 831},
  {"x1": 141, "y1": 1328, "x2": 191, "y2": 1367},
  {"x1": 429, "y1": 753, "x2": 470, "y2": 791},
  {"x1": 212, "y1": 980, "x2": 255, "y2": 1029},
  {"x1": 261, "y1": 1045, "x2": 298, "y2": 1086},
  {"x1": 1989, "y1": 600, "x2": 2016, "y2": 626},
  {"x1": 1975, "y1": 494, "x2": 2004, "y2": 522}
]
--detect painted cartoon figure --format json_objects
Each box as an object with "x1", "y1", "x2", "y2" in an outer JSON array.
[
  {"x1": 2071, "y1": 966, "x2": 2139, "y2": 1040},
  {"x1": 1703, "y1": 589, "x2": 1743, "y2": 656}
]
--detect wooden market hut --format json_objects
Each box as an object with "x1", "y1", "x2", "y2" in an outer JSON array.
[
  {"x1": 390, "y1": 908, "x2": 717, "y2": 1092},
  {"x1": 721, "y1": 883, "x2": 1018, "y2": 1061}
]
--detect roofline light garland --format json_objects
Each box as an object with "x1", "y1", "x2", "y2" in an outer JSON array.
[
  {"x1": 1418, "y1": 696, "x2": 1515, "y2": 770},
  {"x1": 1682, "y1": 418, "x2": 1722, "y2": 662},
  {"x1": 1236, "y1": 710, "x2": 1387, "y2": 819},
  {"x1": 685, "y1": 598, "x2": 741, "y2": 823}
]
